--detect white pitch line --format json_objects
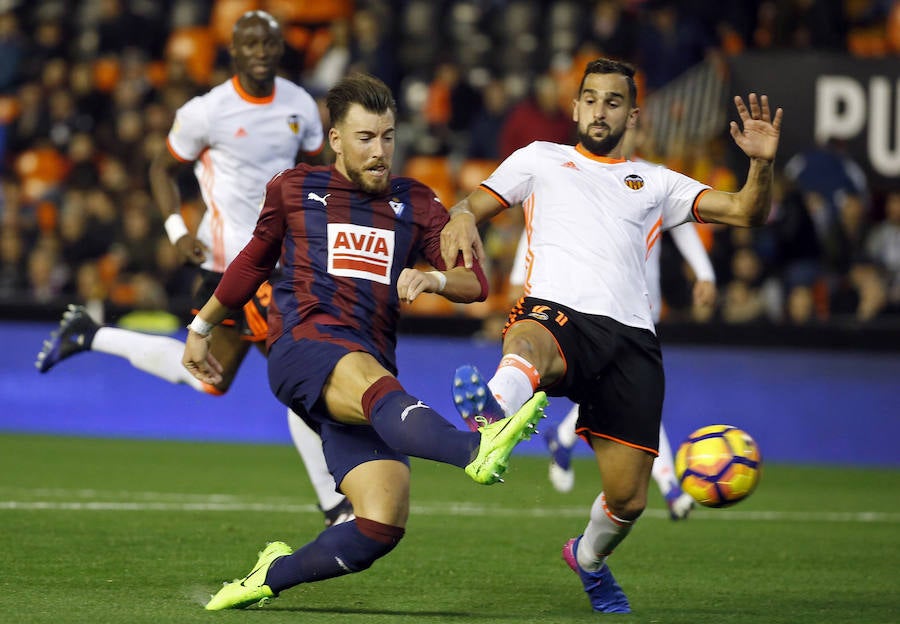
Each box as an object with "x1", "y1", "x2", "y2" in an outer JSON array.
[{"x1": 0, "y1": 498, "x2": 898, "y2": 523}]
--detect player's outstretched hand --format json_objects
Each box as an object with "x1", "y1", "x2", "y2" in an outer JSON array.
[
  {"x1": 729, "y1": 93, "x2": 783, "y2": 162},
  {"x1": 182, "y1": 330, "x2": 223, "y2": 385}
]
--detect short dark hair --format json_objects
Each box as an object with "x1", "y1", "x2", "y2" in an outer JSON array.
[
  {"x1": 233, "y1": 10, "x2": 280, "y2": 39},
  {"x1": 327, "y1": 73, "x2": 397, "y2": 126},
  {"x1": 579, "y1": 58, "x2": 638, "y2": 106}
]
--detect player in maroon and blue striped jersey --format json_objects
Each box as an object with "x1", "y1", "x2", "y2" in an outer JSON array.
[{"x1": 182, "y1": 73, "x2": 547, "y2": 611}]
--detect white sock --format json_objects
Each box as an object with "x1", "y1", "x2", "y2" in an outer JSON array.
[
  {"x1": 578, "y1": 492, "x2": 634, "y2": 572},
  {"x1": 287, "y1": 409, "x2": 344, "y2": 511},
  {"x1": 487, "y1": 354, "x2": 539, "y2": 416},
  {"x1": 91, "y1": 327, "x2": 204, "y2": 390},
  {"x1": 651, "y1": 422, "x2": 679, "y2": 496},
  {"x1": 557, "y1": 404, "x2": 580, "y2": 448}
]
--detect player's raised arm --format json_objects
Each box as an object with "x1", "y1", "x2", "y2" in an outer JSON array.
[{"x1": 695, "y1": 93, "x2": 784, "y2": 227}]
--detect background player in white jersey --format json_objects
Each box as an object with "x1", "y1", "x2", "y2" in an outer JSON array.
[
  {"x1": 441, "y1": 58, "x2": 782, "y2": 613},
  {"x1": 35, "y1": 11, "x2": 352, "y2": 527},
  {"x1": 524, "y1": 123, "x2": 716, "y2": 519}
]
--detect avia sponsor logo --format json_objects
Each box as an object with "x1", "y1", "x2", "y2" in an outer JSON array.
[
  {"x1": 327, "y1": 223, "x2": 394, "y2": 284},
  {"x1": 623, "y1": 174, "x2": 644, "y2": 190}
]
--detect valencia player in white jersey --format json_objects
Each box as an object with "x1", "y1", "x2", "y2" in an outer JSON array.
[
  {"x1": 442, "y1": 58, "x2": 782, "y2": 613},
  {"x1": 505, "y1": 125, "x2": 716, "y2": 518},
  {"x1": 35, "y1": 11, "x2": 352, "y2": 528}
]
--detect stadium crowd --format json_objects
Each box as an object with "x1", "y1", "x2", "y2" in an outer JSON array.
[{"x1": 1, "y1": 0, "x2": 898, "y2": 328}]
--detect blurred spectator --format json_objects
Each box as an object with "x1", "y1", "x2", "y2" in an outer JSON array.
[
  {"x1": 467, "y1": 77, "x2": 511, "y2": 159},
  {"x1": 0, "y1": 11, "x2": 25, "y2": 93},
  {"x1": 57, "y1": 190, "x2": 114, "y2": 271},
  {"x1": 783, "y1": 138, "x2": 869, "y2": 222},
  {"x1": 585, "y1": 0, "x2": 638, "y2": 61},
  {"x1": 769, "y1": 0, "x2": 848, "y2": 50},
  {"x1": 0, "y1": 226, "x2": 26, "y2": 297},
  {"x1": 22, "y1": 16, "x2": 68, "y2": 78},
  {"x1": 635, "y1": 1, "x2": 715, "y2": 92},
  {"x1": 26, "y1": 235, "x2": 66, "y2": 303},
  {"x1": 769, "y1": 174, "x2": 826, "y2": 317},
  {"x1": 8, "y1": 82, "x2": 49, "y2": 154},
  {"x1": 306, "y1": 18, "x2": 351, "y2": 92},
  {"x1": 785, "y1": 283, "x2": 818, "y2": 325},
  {"x1": 423, "y1": 60, "x2": 482, "y2": 157},
  {"x1": 115, "y1": 190, "x2": 162, "y2": 276},
  {"x1": 95, "y1": 0, "x2": 157, "y2": 56},
  {"x1": 499, "y1": 72, "x2": 572, "y2": 158},
  {"x1": 348, "y1": 6, "x2": 399, "y2": 95},
  {"x1": 865, "y1": 191, "x2": 900, "y2": 313},
  {"x1": 65, "y1": 132, "x2": 101, "y2": 190}
]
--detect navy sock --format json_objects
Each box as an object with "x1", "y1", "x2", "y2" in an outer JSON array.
[
  {"x1": 264, "y1": 519, "x2": 403, "y2": 593},
  {"x1": 368, "y1": 389, "x2": 479, "y2": 467}
]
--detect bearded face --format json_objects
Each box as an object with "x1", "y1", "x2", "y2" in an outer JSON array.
[
  {"x1": 330, "y1": 104, "x2": 395, "y2": 194},
  {"x1": 572, "y1": 72, "x2": 637, "y2": 158}
]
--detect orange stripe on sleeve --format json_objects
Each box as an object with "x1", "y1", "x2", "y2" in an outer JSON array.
[
  {"x1": 478, "y1": 184, "x2": 509, "y2": 208},
  {"x1": 304, "y1": 141, "x2": 325, "y2": 157},
  {"x1": 691, "y1": 188, "x2": 711, "y2": 224},
  {"x1": 166, "y1": 137, "x2": 193, "y2": 163}
]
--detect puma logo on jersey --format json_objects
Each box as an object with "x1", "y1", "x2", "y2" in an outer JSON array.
[
  {"x1": 327, "y1": 223, "x2": 395, "y2": 285},
  {"x1": 400, "y1": 401, "x2": 427, "y2": 421},
  {"x1": 308, "y1": 192, "x2": 331, "y2": 206}
]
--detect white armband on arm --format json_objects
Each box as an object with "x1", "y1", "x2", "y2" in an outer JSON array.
[
  {"x1": 164, "y1": 213, "x2": 189, "y2": 245},
  {"x1": 427, "y1": 270, "x2": 447, "y2": 292},
  {"x1": 187, "y1": 315, "x2": 214, "y2": 337}
]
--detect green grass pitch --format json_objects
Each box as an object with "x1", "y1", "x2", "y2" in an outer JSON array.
[{"x1": 1, "y1": 433, "x2": 897, "y2": 624}]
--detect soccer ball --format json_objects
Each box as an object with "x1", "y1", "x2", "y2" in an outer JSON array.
[{"x1": 675, "y1": 424, "x2": 761, "y2": 508}]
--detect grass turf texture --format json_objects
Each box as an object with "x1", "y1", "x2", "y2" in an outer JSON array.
[{"x1": 1, "y1": 433, "x2": 897, "y2": 624}]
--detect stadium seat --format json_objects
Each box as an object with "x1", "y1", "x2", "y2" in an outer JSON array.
[
  {"x1": 889, "y1": 2, "x2": 900, "y2": 54},
  {"x1": 263, "y1": 0, "x2": 353, "y2": 24},
  {"x1": 166, "y1": 27, "x2": 217, "y2": 86},
  {"x1": 402, "y1": 156, "x2": 456, "y2": 206},
  {"x1": 457, "y1": 159, "x2": 500, "y2": 195},
  {"x1": 211, "y1": 0, "x2": 260, "y2": 46},
  {"x1": 0, "y1": 96, "x2": 19, "y2": 124},
  {"x1": 92, "y1": 57, "x2": 120, "y2": 93}
]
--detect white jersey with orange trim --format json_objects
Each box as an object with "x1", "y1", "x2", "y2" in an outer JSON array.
[
  {"x1": 167, "y1": 75, "x2": 324, "y2": 272},
  {"x1": 484, "y1": 141, "x2": 709, "y2": 332}
]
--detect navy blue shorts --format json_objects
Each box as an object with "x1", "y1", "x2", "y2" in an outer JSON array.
[
  {"x1": 506, "y1": 297, "x2": 664, "y2": 454},
  {"x1": 267, "y1": 335, "x2": 409, "y2": 490}
]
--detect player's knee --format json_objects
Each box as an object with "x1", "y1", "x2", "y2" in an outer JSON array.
[
  {"x1": 600, "y1": 491, "x2": 646, "y2": 522},
  {"x1": 345, "y1": 517, "x2": 405, "y2": 571}
]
